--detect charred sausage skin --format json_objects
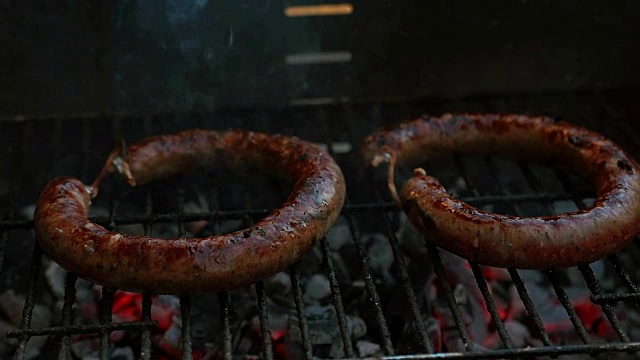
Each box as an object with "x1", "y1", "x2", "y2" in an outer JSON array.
[
  {"x1": 35, "y1": 129, "x2": 346, "y2": 294},
  {"x1": 362, "y1": 113, "x2": 640, "y2": 269}
]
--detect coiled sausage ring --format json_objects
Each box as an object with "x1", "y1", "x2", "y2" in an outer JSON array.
[
  {"x1": 35, "y1": 129, "x2": 346, "y2": 294},
  {"x1": 362, "y1": 114, "x2": 640, "y2": 269}
]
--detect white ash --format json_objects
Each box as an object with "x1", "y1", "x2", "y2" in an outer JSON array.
[
  {"x1": 363, "y1": 233, "x2": 396, "y2": 286},
  {"x1": 157, "y1": 314, "x2": 183, "y2": 354},
  {"x1": 19, "y1": 204, "x2": 36, "y2": 221},
  {"x1": 303, "y1": 274, "x2": 331, "y2": 305},
  {"x1": 215, "y1": 219, "x2": 244, "y2": 234},
  {"x1": 111, "y1": 346, "x2": 135, "y2": 360},
  {"x1": 356, "y1": 340, "x2": 382, "y2": 357},
  {"x1": 264, "y1": 272, "x2": 292, "y2": 296},
  {"x1": 325, "y1": 216, "x2": 351, "y2": 251},
  {"x1": 483, "y1": 319, "x2": 534, "y2": 349},
  {"x1": 395, "y1": 213, "x2": 427, "y2": 257},
  {"x1": 71, "y1": 338, "x2": 99, "y2": 359},
  {"x1": 347, "y1": 315, "x2": 367, "y2": 339},
  {"x1": 44, "y1": 260, "x2": 66, "y2": 300},
  {"x1": 183, "y1": 192, "x2": 211, "y2": 234},
  {"x1": 425, "y1": 316, "x2": 442, "y2": 353},
  {"x1": 286, "y1": 304, "x2": 367, "y2": 359}
]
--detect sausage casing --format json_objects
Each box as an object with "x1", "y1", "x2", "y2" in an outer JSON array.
[
  {"x1": 362, "y1": 113, "x2": 640, "y2": 269},
  {"x1": 35, "y1": 129, "x2": 346, "y2": 294}
]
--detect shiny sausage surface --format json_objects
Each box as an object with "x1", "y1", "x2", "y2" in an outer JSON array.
[
  {"x1": 362, "y1": 113, "x2": 640, "y2": 269},
  {"x1": 35, "y1": 129, "x2": 346, "y2": 294}
]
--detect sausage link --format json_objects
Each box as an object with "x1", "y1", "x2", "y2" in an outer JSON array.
[
  {"x1": 362, "y1": 113, "x2": 640, "y2": 269},
  {"x1": 35, "y1": 129, "x2": 346, "y2": 294}
]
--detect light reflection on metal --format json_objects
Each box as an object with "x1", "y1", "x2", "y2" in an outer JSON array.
[
  {"x1": 284, "y1": 4, "x2": 353, "y2": 17},
  {"x1": 285, "y1": 52, "x2": 352, "y2": 65}
]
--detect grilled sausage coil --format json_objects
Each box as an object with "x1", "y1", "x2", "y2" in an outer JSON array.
[
  {"x1": 35, "y1": 129, "x2": 346, "y2": 294},
  {"x1": 362, "y1": 113, "x2": 640, "y2": 269}
]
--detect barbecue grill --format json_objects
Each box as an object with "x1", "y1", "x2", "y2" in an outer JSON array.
[{"x1": 4, "y1": 2, "x2": 640, "y2": 360}]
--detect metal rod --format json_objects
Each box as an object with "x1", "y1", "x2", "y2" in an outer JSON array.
[
  {"x1": 0, "y1": 191, "x2": 596, "y2": 230},
  {"x1": 255, "y1": 281, "x2": 274, "y2": 360},
  {"x1": 291, "y1": 263, "x2": 313, "y2": 359},
  {"x1": 346, "y1": 213, "x2": 395, "y2": 355},
  {"x1": 140, "y1": 190, "x2": 154, "y2": 360},
  {"x1": 13, "y1": 244, "x2": 42, "y2": 360},
  {"x1": 321, "y1": 237, "x2": 355, "y2": 357},
  {"x1": 137, "y1": 293, "x2": 153, "y2": 360},
  {"x1": 577, "y1": 264, "x2": 630, "y2": 342},
  {"x1": 180, "y1": 295, "x2": 193, "y2": 360},
  {"x1": 352, "y1": 342, "x2": 640, "y2": 360},
  {"x1": 217, "y1": 292, "x2": 233, "y2": 360},
  {"x1": 592, "y1": 292, "x2": 640, "y2": 304},
  {"x1": 469, "y1": 263, "x2": 513, "y2": 349},
  {"x1": 57, "y1": 273, "x2": 77, "y2": 360},
  {"x1": 543, "y1": 269, "x2": 591, "y2": 344},
  {"x1": 507, "y1": 269, "x2": 553, "y2": 346},
  {"x1": 425, "y1": 243, "x2": 472, "y2": 352},
  {"x1": 7, "y1": 321, "x2": 158, "y2": 338},
  {"x1": 99, "y1": 288, "x2": 115, "y2": 360},
  {"x1": 380, "y1": 210, "x2": 434, "y2": 353}
]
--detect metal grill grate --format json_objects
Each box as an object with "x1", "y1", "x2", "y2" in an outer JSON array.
[{"x1": 1, "y1": 88, "x2": 640, "y2": 359}]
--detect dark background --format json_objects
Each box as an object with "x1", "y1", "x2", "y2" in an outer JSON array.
[{"x1": 3, "y1": 0, "x2": 640, "y2": 117}]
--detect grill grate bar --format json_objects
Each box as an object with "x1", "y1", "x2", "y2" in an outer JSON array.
[
  {"x1": 470, "y1": 142, "x2": 559, "y2": 348},
  {"x1": 57, "y1": 273, "x2": 77, "y2": 360},
  {"x1": 507, "y1": 269, "x2": 553, "y2": 346},
  {"x1": 140, "y1": 293, "x2": 153, "y2": 360},
  {"x1": 469, "y1": 263, "x2": 513, "y2": 349},
  {"x1": 98, "y1": 287, "x2": 115, "y2": 360},
  {"x1": 211, "y1": 168, "x2": 234, "y2": 360},
  {"x1": 425, "y1": 243, "x2": 473, "y2": 351},
  {"x1": 536, "y1": 96, "x2": 634, "y2": 343},
  {"x1": 217, "y1": 292, "x2": 233, "y2": 360},
  {"x1": 6, "y1": 321, "x2": 158, "y2": 338},
  {"x1": 543, "y1": 269, "x2": 591, "y2": 344},
  {"x1": 548, "y1": 140, "x2": 633, "y2": 343},
  {"x1": 321, "y1": 237, "x2": 356, "y2": 357},
  {"x1": 140, "y1": 189, "x2": 154, "y2": 360},
  {"x1": 180, "y1": 295, "x2": 193, "y2": 360},
  {"x1": 577, "y1": 265, "x2": 630, "y2": 342},
  {"x1": 174, "y1": 182, "x2": 195, "y2": 360},
  {"x1": 291, "y1": 263, "x2": 313, "y2": 360},
  {"x1": 255, "y1": 280, "x2": 274, "y2": 360},
  {"x1": 357, "y1": 98, "x2": 435, "y2": 355},
  {"x1": 0, "y1": 190, "x2": 596, "y2": 230},
  {"x1": 592, "y1": 292, "x2": 640, "y2": 304},
  {"x1": 380, "y1": 208, "x2": 434, "y2": 353},
  {"x1": 14, "y1": 244, "x2": 42, "y2": 360},
  {"x1": 323, "y1": 107, "x2": 396, "y2": 355},
  {"x1": 351, "y1": 342, "x2": 640, "y2": 360},
  {"x1": 346, "y1": 212, "x2": 395, "y2": 355}
]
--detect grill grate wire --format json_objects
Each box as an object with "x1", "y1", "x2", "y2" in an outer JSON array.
[{"x1": 2, "y1": 89, "x2": 640, "y2": 359}]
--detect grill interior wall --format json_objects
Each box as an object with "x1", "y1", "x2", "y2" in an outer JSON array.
[{"x1": 1, "y1": 89, "x2": 640, "y2": 359}]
